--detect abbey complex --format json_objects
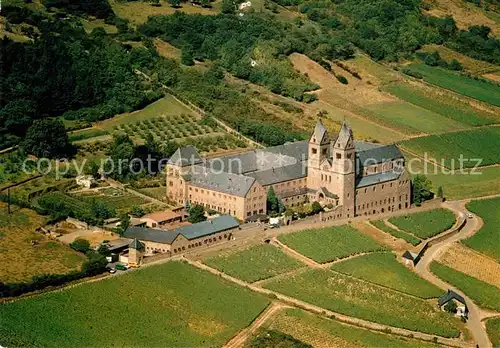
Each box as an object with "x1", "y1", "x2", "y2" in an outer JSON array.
[{"x1": 166, "y1": 120, "x2": 411, "y2": 221}]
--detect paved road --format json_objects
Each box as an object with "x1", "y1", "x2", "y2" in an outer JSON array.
[{"x1": 415, "y1": 200, "x2": 491, "y2": 348}]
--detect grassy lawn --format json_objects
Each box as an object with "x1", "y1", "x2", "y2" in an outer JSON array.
[
  {"x1": 97, "y1": 95, "x2": 195, "y2": 131},
  {"x1": 74, "y1": 188, "x2": 148, "y2": 213},
  {"x1": 370, "y1": 220, "x2": 421, "y2": 246},
  {"x1": 404, "y1": 64, "x2": 500, "y2": 106},
  {"x1": 0, "y1": 203, "x2": 86, "y2": 284},
  {"x1": 110, "y1": 0, "x2": 218, "y2": 26},
  {"x1": 401, "y1": 127, "x2": 500, "y2": 169},
  {"x1": 0, "y1": 261, "x2": 270, "y2": 347},
  {"x1": 430, "y1": 262, "x2": 500, "y2": 312},
  {"x1": 368, "y1": 100, "x2": 468, "y2": 134},
  {"x1": 463, "y1": 197, "x2": 500, "y2": 260},
  {"x1": 278, "y1": 225, "x2": 385, "y2": 263},
  {"x1": 331, "y1": 252, "x2": 442, "y2": 298},
  {"x1": 203, "y1": 244, "x2": 304, "y2": 283},
  {"x1": 264, "y1": 268, "x2": 460, "y2": 337},
  {"x1": 79, "y1": 19, "x2": 118, "y2": 34},
  {"x1": 383, "y1": 83, "x2": 498, "y2": 126},
  {"x1": 486, "y1": 317, "x2": 500, "y2": 348},
  {"x1": 402, "y1": 150, "x2": 500, "y2": 200},
  {"x1": 265, "y1": 308, "x2": 440, "y2": 348},
  {"x1": 388, "y1": 209, "x2": 456, "y2": 239}
]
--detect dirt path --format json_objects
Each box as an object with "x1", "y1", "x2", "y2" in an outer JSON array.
[
  {"x1": 271, "y1": 238, "x2": 320, "y2": 268},
  {"x1": 223, "y1": 302, "x2": 287, "y2": 348},
  {"x1": 184, "y1": 257, "x2": 469, "y2": 347},
  {"x1": 415, "y1": 201, "x2": 492, "y2": 347}
]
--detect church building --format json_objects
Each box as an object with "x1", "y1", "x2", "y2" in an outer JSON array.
[{"x1": 166, "y1": 120, "x2": 411, "y2": 221}]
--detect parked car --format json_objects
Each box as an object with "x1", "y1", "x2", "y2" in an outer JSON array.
[
  {"x1": 466, "y1": 212, "x2": 473, "y2": 219},
  {"x1": 108, "y1": 268, "x2": 116, "y2": 274},
  {"x1": 115, "y1": 264, "x2": 127, "y2": 271}
]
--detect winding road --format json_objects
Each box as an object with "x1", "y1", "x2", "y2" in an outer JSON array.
[{"x1": 415, "y1": 200, "x2": 492, "y2": 348}]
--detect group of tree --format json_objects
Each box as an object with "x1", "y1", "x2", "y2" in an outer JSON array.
[
  {"x1": 422, "y1": 51, "x2": 463, "y2": 71},
  {"x1": 0, "y1": 5, "x2": 162, "y2": 156},
  {"x1": 105, "y1": 133, "x2": 179, "y2": 180},
  {"x1": 188, "y1": 204, "x2": 207, "y2": 223}
]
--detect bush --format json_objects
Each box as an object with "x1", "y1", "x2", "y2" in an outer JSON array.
[
  {"x1": 70, "y1": 238, "x2": 91, "y2": 253},
  {"x1": 335, "y1": 74, "x2": 348, "y2": 84}
]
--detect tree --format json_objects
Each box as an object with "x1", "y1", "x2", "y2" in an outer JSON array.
[
  {"x1": 221, "y1": 0, "x2": 235, "y2": 13},
  {"x1": 168, "y1": 0, "x2": 181, "y2": 7},
  {"x1": 311, "y1": 201, "x2": 323, "y2": 215},
  {"x1": 267, "y1": 186, "x2": 280, "y2": 214},
  {"x1": 84, "y1": 159, "x2": 100, "y2": 178},
  {"x1": 130, "y1": 205, "x2": 146, "y2": 217},
  {"x1": 449, "y1": 59, "x2": 463, "y2": 71},
  {"x1": 116, "y1": 213, "x2": 130, "y2": 236},
  {"x1": 188, "y1": 204, "x2": 206, "y2": 223},
  {"x1": 412, "y1": 175, "x2": 434, "y2": 205},
  {"x1": 97, "y1": 244, "x2": 111, "y2": 257},
  {"x1": 437, "y1": 186, "x2": 444, "y2": 199},
  {"x1": 200, "y1": 0, "x2": 211, "y2": 7},
  {"x1": 181, "y1": 46, "x2": 195, "y2": 66},
  {"x1": 444, "y1": 300, "x2": 458, "y2": 314},
  {"x1": 70, "y1": 238, "x2": 91, "y2": 253},
  {"x1": 22, "y1": 119, "x2": 74, "y2": 159},
  {"x1": 81, "y1": 252, "x2": 108, "y2": 275}
]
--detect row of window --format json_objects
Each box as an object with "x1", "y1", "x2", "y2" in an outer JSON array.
[
  {"x1": 359, "y1": 203, "x2": 408, "y2": 215},
  {"x1": 191, "y1": 201, "x2": 237, "y2": 215},
  {"x1": 172, "y1": 234, "x2": 231, "y2": 253},
  {"x1": 189, "y1": 187, "x2": 238, "y2": 201}
]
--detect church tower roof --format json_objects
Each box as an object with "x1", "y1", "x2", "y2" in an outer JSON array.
[
  {"x1": 310, "y1": 119, "x2": 329, "y2": 144},
  {"x1": 334, "y1": 121, "x2": 354, "y2": 149}
]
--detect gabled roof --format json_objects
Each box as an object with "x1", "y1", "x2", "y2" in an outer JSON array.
[
  {"x1": 319, "y1": 187, "x2": 338, "y2": 199},
  {"x1": 438, "y1": 290, "x2": 467, "y2": 307},
  {"x1": 187, "y1": 165, "x2": 256, "y2": 197},
  {"x1": 355, "y1": 170, "x2": 402, "y2": 188},
  {"x1": 168, "y1": 146, "x2": 203, "y2": 167},
  {"x1": 124, "y1": 226, "x2": 179, "y2": 244},
  {"x1": 356, "y1": 144, "x2": 404, "y2": 166},
  {"x1": 129, "y1": 238, "x2": 144, "y2": 250},
  {"x1": 142, "y1": 210, "x2": 181, "y2": 223},
  {"x1": 173, "y1": 215, "x2": 239, "y2": 240},
  {"x1": 310, "y1": 120, "x2": 329, "y2": 144},
  {"x1": 123, "y1": 216, "x2": 240, "y2": 244},
  {"x1": 247, "y1": 161, "x2": 307, "y2": 186}
]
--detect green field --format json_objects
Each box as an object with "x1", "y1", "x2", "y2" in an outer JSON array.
[
  {"x1": 368, "y1": 100, "x2": 468, "y2": 134},
  {"x1": 402, "y1": 150, "x2": 500, "y2": 200},
  {"x1": 430, "y1": 262, "x2": 500, "y2": 312},
  {"x1": 401, "y1": 127, "x2": 500, "y2": 169},
  {"x1": 404, "y1": 64, "x2": 500, "y2": 106},
  {"x1": 370, "y1": 220, "x2": 421, "y2": 246},
  {"x1": 486, "y1": 317, "x2": 500, "y2": 348},
  {"x1": 98, "y1": 95, "x2": 195, "y2": 130},
  {"x1": 388, "y1": 209, "x2": 456, "y2": 239},
  {"x1": 68, "y1": 128, "x2": 108, "y2": 143},
  {"x1": 464, "y1": 197, "x2": 500, "y2": 260},
  {"x1": 265, "y1": 308, "x2": 440, "y2": 348},
  {"x1": 204, "y1": 244, "x2": 304, "y2": 283},
  {"x1": 264, "y1": 269, "x2": 460, "y2": 337},
  {"x1": 331, "y1": 253, "x2": 442, "y2": 298},
  {"x1": 383, "y1": 83, "x2": 497, "y2": 126},
  {"x1": 0, "y1": 261, "x2": 269, "y2": 347},
  {"x1": 278, "y1": 225, "x2": 385, "y2": 263}
]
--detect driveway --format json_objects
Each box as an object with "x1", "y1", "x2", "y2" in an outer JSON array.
[{"x1": 415, "y1": 201, "x2": 491, "y2": 348}]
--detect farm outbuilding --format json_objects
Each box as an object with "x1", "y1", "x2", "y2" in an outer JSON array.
[
  {"x1": 124, "y1": 215, "x2": 239, "y2": 256},
  {"x1": 438, "y1": 290, "x2": 468, "y2": 320}
]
